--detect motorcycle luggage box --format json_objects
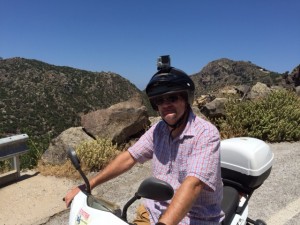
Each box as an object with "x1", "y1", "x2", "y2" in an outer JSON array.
[{"x1": 220, "y1": 137, "x2": 274, "y2": 192}]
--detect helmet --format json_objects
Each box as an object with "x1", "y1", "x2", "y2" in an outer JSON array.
[{"x1": 146, "y1": 57, "x2": 195, "y2": 110}]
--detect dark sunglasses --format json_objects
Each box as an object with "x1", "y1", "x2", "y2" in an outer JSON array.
[{"x1": 152, "y1": 94, "x2": 181, "y2": 106}]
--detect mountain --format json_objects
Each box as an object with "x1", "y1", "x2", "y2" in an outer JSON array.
[
  {"x1": 190, "y1": 58, "x2": 285, "y2": 97},
  {"x1": 0, "y1": 57, "x2": 297, "y2": 141},
  {"x1": 0, "y1": 57, "x2": 148, "y2": 139}
]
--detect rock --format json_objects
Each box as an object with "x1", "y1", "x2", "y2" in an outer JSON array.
[
  {"x1": 292, "y1": 67, "x2": 300, "y2": 87},
  {"x1": 235, "y1": 85, "x2": 251, "y2": 98},
  {"x1": 247, "y1": 82, "x2": 271, "y2": 99},
  {"x1": 81, "y1": 99, "x2": 150, "y2": 145},
  {"x1": 194, "y1": 95, "x2": 215, "y2": 108},
  {"x1": 295, "y1": 86, "x2": 300, "y2": 96},
  {"x1": 192, "y1": 106, "x2": 208, "y2": 120},
  {"x1": 41, "y1": 127, "x2": 93, "y2": 165},
  {"x1": 219, "y1": 86, "x2": 237, "y2": 95},
  {"x1": 200, "y1": 98, "x2": 228, "y2": 118}
]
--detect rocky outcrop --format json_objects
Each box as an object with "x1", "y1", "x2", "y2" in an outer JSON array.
[
  {"x1": 282, "y1": 66, "x2": 300, "y2": 88},
  {"x1": 247, "y1": 82, "x2": 271, "y2": 99},
  {"x1": 200, "y1": 98, "x2": 228, "y2": 118},
  {"x1": 190, "y1": 58, "x2": 283, "y2": 97},
  {"x1": 41, "y1": 99, "x2": 150, "y2": 165},
  {"x1": 37, "y1": 59, "x2": 300, "y2": 165},
  {"x1": 81, "y1": 98, "x2": 150, "y2": 145},
  {"x1": 41, "y1": 127, "x2": 93, "y2": 165}
]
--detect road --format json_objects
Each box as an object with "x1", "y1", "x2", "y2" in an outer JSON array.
[
  {"x1": 248, "y1": 142, "x2": 300, "y2": 225},
  {"x1": 1, "y1": 141, "x2": 299, "y2": 225},
  {"x1": 42, "y1": 141, "x2": 300, "y2": 225}
]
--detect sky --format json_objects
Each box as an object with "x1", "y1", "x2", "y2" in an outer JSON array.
[{"x1": 1, "y1": 0, "x2": 300, "y2": 90}]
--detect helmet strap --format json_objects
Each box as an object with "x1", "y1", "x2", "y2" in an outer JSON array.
[{"x1": 162, "y1": 105, "x2": 190, "y2": 141}]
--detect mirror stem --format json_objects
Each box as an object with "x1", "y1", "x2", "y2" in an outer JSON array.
[
  {"x1": 78, "y1": 168, "x2": 91, "y2": 194},
  {"x1": 121, "y1": 194, "x2": 141, "y2": 222}
]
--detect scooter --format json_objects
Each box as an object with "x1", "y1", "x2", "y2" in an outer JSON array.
[
  {"x1": 66, "y1": 137, "x2": 274, "y2": 225},
  {"x1": 66, "y1": 148, "x2": 174, "y2": 225},
  {"x1": 220, "y1": 137, "x2": 273, "y2": 225}
]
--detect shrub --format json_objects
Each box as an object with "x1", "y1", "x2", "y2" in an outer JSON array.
[
  {"x1": 76, "y1": 138, "x2": 120, "y2": 171},
  {"x1": 20, "y1": 133, "x2": 52, "y2": 169},
  {"x1": 217, "y1": 89, "x2": 300, "y2": 142},
  {"x1": 0, "y1": 160, "x2": 11, "y2": 174}
]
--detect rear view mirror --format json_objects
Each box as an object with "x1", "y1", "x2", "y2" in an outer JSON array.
[
  {"x1": 67, "y1": 148, "x2": 81, "y2": 170},
  {"x1": 137, "y1": 177, "x2": 174, "y2": 201}
]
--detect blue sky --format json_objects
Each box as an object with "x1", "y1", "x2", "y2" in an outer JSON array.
[{"x1": 1, "y1": 0, "x2": 300, "y2": 90}]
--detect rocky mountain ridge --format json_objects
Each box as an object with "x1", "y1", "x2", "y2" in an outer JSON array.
[
  {"x1": 0, "y1": 57, "x2": 298, "y2": 142},
  {"x1": 190, "y1": 58, "x2": 291, "y2": 97},
  {"x1": 0, "y1": 57, "x2": 146, "y2": 140}
]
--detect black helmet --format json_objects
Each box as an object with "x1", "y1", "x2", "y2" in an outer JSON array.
[{"x1": 146, "y1": 56, "x2": 195, "y2": 110}]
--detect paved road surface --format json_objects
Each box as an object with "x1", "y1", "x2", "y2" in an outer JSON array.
[
  {"x1": 1, "y1": 141, "x2": 299, "y2": 225},
  {"x1": 43, "y1": 141, "x2": 300, "y2": 225}
]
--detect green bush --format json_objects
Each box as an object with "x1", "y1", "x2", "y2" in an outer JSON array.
[
  {"x1": 217, "y1": 90, "x2": 300, "y2": 142},
  {"x1": 0, "y1": 133, "x2": 51, "y2": 172},
  {"x1": 76, "y1": 138, "x2": 120, "y2": 171},
  {"x1": 20, "y1": 133, "x2": 52, "y2": 169},
  {"x1": 0, "y1": 160, "x2": 11, "y2": 174}
]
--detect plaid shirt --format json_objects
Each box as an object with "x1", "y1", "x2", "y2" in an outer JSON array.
[{"x1": 128, "y1": 111, "x2": 224, "y2": 225}]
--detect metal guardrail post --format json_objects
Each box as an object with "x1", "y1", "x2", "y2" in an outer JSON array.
[{"x1": 0, "y1": 134, "x2": 29, "y2": 186}]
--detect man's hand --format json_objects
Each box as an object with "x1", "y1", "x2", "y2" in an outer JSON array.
[
  {"x1": 64, "y1": 184, "x2": 85, "y2": 207},
  {"x1": 64, "y1": 186, "x2": 79, "y2": 207}
]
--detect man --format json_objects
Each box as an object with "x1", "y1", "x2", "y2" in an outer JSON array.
[{"x1": 65, "y1": 56, "x2": 224, "y2": 225}]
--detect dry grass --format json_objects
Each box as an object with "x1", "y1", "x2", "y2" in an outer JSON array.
[
  {"x1": 37, "y1": 138, "x2": 121, "y2": 178},
  {"x1": 37, "y1": 160, "x2": 90, "y2": 180}
]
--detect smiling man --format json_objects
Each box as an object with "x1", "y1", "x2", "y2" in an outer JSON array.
[
  {"x1": 65, "y1": 56, "x2": 224, "y2": 225},
  {"x1": 128, "y1": 56, "x2": 224, "y2": 225}
]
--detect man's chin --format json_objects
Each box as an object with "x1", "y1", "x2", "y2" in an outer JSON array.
[{"x1": 163, "y1": 114, "x2": 178, "y2": 124}]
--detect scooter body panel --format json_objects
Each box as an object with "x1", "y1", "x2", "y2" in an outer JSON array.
[
  {"x1": 229, "y1": 205, "x2": 248, "y2": 225},
  {"x1": 69, "y1": 191, "x2": 128, "y2": 225}
]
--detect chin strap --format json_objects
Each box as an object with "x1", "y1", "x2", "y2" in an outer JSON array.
[{"x1": 162, "y1": 106, "x2": 190, "y2": 142}]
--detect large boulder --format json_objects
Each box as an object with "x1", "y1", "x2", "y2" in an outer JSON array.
[
  {"x1": 81, "y1": 99, "x2": 150, "y2": 145},
  {"x1": 235, "y1": 85, "x2": 251, "y2": 98},
  {"x1": 41, "y1": 127, "x2": 93, "y2": 165},
  {"x1": 247, "y1": 82, "x2": 271, "y2": 99},
  {"x1": 200, "y1": 98, "x2": 228, "y2": 118}
]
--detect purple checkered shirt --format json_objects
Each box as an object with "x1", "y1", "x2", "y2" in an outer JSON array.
[{"x1": 128, "y1": 111, "x2": 224, "y2": 225}]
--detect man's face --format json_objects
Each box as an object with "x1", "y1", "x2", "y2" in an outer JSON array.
[{"x1": 152, "y1": 93, "x2": 187, "y2": 126}]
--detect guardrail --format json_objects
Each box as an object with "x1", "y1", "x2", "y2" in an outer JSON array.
[{"x1": 0, "y1": 134, "x2": 29, "y2": 186}]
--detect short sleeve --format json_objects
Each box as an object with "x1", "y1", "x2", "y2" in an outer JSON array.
[{"x1": 128, "y1": 124, "x2": 156, "y2": 163}]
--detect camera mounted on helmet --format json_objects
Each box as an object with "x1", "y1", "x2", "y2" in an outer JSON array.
[
  {"x1": 146, "y1": 55, "x2": 195, "y2": 111},
  {"x1": 157, "y1": 55, "x2": 171, "y2": 71}
]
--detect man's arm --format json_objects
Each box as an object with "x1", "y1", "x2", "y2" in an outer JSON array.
[
  {"x1": 157, "y1": 176, "x2": 203, "y2": 225},
  {"x1": 65, "y1": 150, "x2": 136, "y2": 207},
  {"x1": 89, "y1": 150, "x2": 136, "y2": 189}
]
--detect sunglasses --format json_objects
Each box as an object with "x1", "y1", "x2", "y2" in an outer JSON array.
[{"x1": 152, "y1": 94, "x2": 181, "y2": 106}]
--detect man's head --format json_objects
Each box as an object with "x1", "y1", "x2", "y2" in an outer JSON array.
[{"x1": 146, "y1": 56, "x2": 195, "y2": 127}]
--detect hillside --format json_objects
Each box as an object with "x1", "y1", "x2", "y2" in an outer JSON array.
[
  {"x1": 190, "y1": 58, "x2": 285, "y2": 97},
  {"x1": 1, "y1": 57, "x2": 297, "y2": 142},
  {"x1": 0, "y1": 57, "x2": 147, "y2": 140}
]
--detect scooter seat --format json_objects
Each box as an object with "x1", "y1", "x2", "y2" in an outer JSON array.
[{"x1": 221, "y1": 186, "x2": 239, "y2": 225}]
